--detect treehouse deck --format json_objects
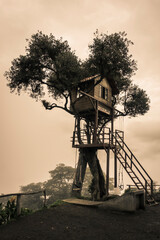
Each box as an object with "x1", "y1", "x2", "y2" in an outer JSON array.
[
  {"x1": 72, "y1": 142, "x2": 116, "y2": 149},
  {"x1": 71, "y1": 126, "x2": 123, "y2": 149}
]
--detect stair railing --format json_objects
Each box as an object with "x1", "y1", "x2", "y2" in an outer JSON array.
[{"x1": 113, "y1": 130, "x2": 153, "y2": 196}]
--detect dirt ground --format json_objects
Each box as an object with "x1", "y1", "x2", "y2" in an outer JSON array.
[{"x1": 0, "y1": 203, "x2": 160, "y2": 240}]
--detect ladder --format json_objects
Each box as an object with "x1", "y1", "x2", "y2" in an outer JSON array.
[{"x1": 110, "y1": 130, "x2": 156, "y2": 204}]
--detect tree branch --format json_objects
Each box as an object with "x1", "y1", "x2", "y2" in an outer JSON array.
[
  {"x1": 42, "y1": 100, "x2": 74, "y2": 115},
  {"x1": 39, "y1": 79, "x2": 68, "y2": 99},
  {"x1": 41, "y1": 64, "x2": 57, "y2": 73}
]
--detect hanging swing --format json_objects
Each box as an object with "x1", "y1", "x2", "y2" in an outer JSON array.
[
  {"x1": 117, "y1": 115, "x2": 124, "y2": 190},
  {"x1": 72, "y1": 148, "x2": 82, "y2": 190}
]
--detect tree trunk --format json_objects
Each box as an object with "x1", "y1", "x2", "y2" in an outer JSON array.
[{"x1": 72, "y1": 148, "x2": 106, "y2": 200}]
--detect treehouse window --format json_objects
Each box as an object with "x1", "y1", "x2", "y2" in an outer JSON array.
[{"x1": 99, "y1": 85, "x2": 108, "y2": 100}]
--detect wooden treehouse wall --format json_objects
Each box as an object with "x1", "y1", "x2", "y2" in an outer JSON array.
[{"x1": 70, "y1": 76, "x2": 113, "y2": 116}]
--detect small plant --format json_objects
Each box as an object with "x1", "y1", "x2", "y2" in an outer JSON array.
[
  {"x1": 49, "y1": 200, "x2": 64, "y2": 208},
  {"x1": 0, "y1": 198, "x2": 17, "y2": 225},
  {"x1": 88, "y1": 178, "x2": 95, "y2": 197},
  {"x1": 21, "y1": 208, "x2": 33, "y2": 216},
  {"x1": 0, "y1": 203, "x2": 7, "y2": 225}
]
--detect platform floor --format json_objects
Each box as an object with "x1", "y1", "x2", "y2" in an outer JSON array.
[
  {"x1": 63, "y1": 198, "x2": 103, "y2": 206},
  {"x1": 72, "y1": 143, "x2": 117, "y2": 149}
]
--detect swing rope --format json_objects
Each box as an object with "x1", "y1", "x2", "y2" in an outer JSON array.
[
  {"x1": 118, "y1": 163, "x2": 124, "y2": 190},
  {"x1": 118, "y1": 116, "x2": 124, "y2": 190},
  {"x1": 75, "y1": 148, "x2": 78, "y2": 169}
]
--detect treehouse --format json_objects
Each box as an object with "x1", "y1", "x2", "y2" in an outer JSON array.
[
  {"x1": 71, "y1": 74, "x2": 119, "y2": 149},
  {"x1": 70, "y1": 74, "x2": 119, "y2": 120},
  {"x1": 71, "y1": 75, "x2": 154, "y2": 201}
]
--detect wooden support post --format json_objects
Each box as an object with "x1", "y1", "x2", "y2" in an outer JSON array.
[
  {"x1": 145, "y1": 180, "x2": 147, "y2": 201},
  {"x1": 73, "y1": 117, "x2": 77, "y2": 146},
  {"x1": 151, "y1": 180, "x2": 153, "y2": 196},
  {"x1": 106, "y1": 148, "x2": 110, "y2": 196},
  {"x1": 16, "y1": 194, "x2": 21, "y2": 216},
  {"x1": 102, "y1": 128, "x2": 104, "y2": 144},
  {"x1": 114, "y1": 148, "x2": 117, "y2": 188},
  {"x1": 93, "y1": 100, "x2": 98, "y2": 144},
  {"x1": 111, "y1": 107, "x2": 114, "y2": 144}
]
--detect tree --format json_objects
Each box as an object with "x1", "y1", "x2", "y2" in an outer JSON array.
[
  {"x1": 20, "y1": 182, "x2": 44, "y2": 210},
  {"x1": 19, "y1": 164, "x2": 75, "y2": 208},
  {"x1": 19, "y1": 164, "x2": 104, "y2": 208},
  {"x1": 44, "y1": 164, "x2": 75, "y2": 204},
  {"x1": 5, "y1": 30, "x2": 150, "y2": 200},
  {"x1": 82, "y1": 30, "x2": 150, "y2": 117}
]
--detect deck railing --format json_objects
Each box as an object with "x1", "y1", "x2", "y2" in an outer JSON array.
[
  {"x1": 72, "y1": 126, "x2": 111, "y2": 146},
  {"x1": 0, "y1": 190, "x2": 46, "y2": 216}
]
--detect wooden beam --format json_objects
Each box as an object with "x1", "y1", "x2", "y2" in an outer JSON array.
[{"x1": 79, "y1": 90, "x2": 112, "y2": 109}]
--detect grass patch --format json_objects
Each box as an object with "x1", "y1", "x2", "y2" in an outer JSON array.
[{"x1": 49, "y1": 200, "x2": 64, "y2": 208}]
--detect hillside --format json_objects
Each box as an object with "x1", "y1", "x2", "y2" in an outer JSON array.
[{"x1": 0, "y1": 203, "x2": 160, "y2": 240}]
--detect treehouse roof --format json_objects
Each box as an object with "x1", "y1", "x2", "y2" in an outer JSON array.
[{"x1": 80, "y1": 74, "x2": 119, "y2": 95}]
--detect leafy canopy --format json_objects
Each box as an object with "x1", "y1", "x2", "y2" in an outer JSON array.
[
  {"x1": 5, "y1": 30, "x2": 150, "y2": 118},
  {"x1": 19, "y1": 164, "x2": 96, "y2": 208}
]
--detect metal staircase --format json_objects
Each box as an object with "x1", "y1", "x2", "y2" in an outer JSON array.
[{"x1": 111, "y1": 130, "x2": 155, "y2": 204}]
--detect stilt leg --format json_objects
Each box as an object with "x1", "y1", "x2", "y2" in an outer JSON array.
[
  {"x1": 114, "y1": 148, "x2": 117, "y2": 188},
  {"x1": 106, "y1": 148, "x2": 110, "y2": 196}
]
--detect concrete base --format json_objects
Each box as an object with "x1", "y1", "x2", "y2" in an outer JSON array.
[
  {"x1": 63, "y1": 191, "x2": 145, "y2": 212},
  {"x1": 100, "y1": 190, "x2": 145, "y2": 212}
]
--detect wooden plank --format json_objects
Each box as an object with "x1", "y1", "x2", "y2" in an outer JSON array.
[{"x1": 63, "y1": 198, "x2": 103, "y2": 206}]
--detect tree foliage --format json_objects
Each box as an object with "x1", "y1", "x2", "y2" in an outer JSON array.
[
  {"x1": 44, "y1": 163, "x2": 75, "y2": 204},
  {"x1": 19, "y1": 164, "x2": 75, "y2": 208},
  {"x1": 5, "y1": 30, "x2": 150, "y2": 118},
  {"x1": 19, "y1": 164, "x2": 114, "y2": 209},
  {"x1": 20, "y1": 182, "x2": 44, "y2": 210},
  {"x1": 83, "y1": 30, "x2": 137, "y2": 91}
]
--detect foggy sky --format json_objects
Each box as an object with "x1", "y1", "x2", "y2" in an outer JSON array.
[{"x1": 1, "y1": 0, "x2": 160, "y2": 194}]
